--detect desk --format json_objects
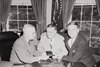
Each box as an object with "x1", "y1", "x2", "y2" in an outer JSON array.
[
  {"x1": 32, "y1": 59, "x2": 65, "y2": 67},
  {"x1": 14, "y1": 61, "x2": 86, "y2": 67},
  {"x1": 13, "y1": 60, "x2": 86, "y2": 67},
  {"x1": 13, "y1": 59, "x2": 66, "y2": 67},
  {"x1": 40, "y1": 62, "x2": 65, "y2": 67}
]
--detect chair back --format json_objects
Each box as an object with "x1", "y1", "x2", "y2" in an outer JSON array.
[{"x1": 0, "y1": 31, "x2": 19, "y2": 61}]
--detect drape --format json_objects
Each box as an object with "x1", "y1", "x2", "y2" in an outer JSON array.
[
  {"x1": 62, "y1": 0, "x2": 75, "y2": 29},
  {"x1": 51, "y1": 0, "x2": 63, "y2": 31},
  {"x1": 95, "y1": 0, "x2": 100, "y2": 15},
  {"x1": 31, "y1": 0, "x2": 46, "y2": 39},
  {"x1": 0, "y1": 0, "x2": 12, "y2": 32}
]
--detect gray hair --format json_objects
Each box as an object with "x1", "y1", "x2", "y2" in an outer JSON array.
[{"x1": 23, "y1": 24, "x2": 35, "y2": 33}]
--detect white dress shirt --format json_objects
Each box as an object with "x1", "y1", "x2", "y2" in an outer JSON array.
[{"x1": 37, "y1": 32, "x2": 68, "y2": 59}]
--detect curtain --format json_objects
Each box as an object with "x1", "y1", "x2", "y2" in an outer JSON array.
[
  {"x1": 31, "y1": 0, "x2": 46, "y2": 39},
  {"x1": 0, "y1": 0, "x2": 12, "y2": 32},
  {"x1": 62, "y1": 0, "x2": 75, "y2": 29},
  {"x1": 51, "y1": 0, "x2": 63, "y2": 31},
  {"x1": 95, "y1": 0, "x2": 100, "y2": 15}
]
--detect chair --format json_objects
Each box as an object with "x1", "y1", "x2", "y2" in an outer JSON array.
[
  {"x1": 0, "y1": 61, "x2": 13, "y2": 67},
  {"x1": 0, "y1": 31, "x2": 19, "y2": 61}
]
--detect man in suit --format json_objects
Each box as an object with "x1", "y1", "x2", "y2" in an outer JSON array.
[
  {"x1": 10, "y1": 24, "x2": 48, "y2": 64},
  {"x1": 37, "y1": 24, "x2": 68, "y2": 60},
  {"x1": 62, "y1": 22, "x2": 96, "y2": 67}
]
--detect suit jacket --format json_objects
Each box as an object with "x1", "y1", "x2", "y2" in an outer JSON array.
[
  {"x1": 10, "y1": 35, "x2": 42, "y2": 63},
  {"x1": 62, "y1": 33, "x2": 96, "y2": 67},
  {"x1": 37, "y1": 32, "x2": 68, "y2": 58}
]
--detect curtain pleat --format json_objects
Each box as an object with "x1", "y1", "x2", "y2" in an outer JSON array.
[
  {"x1": 95, "y1": 0, "x2": 100, "y2": 15},
  {"x1": 0, "y1": 0, "x2": 12, "y2": 32},
  {"x1": 62, "y1": 0, "x2": 75, "y2": 29},
  {"x1": 31, "y1": 0, "x2": 46, "y2": 39}
]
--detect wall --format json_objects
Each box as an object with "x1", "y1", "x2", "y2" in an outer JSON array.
[
  {"x1": 75, "y1": 0, "x2": 96, "y2": 5},
  {"x1": 11, "y1": 0, "x2": 31, "y2": 5},
  {"x1": 11, "y1": 0, "x2": 96, "y2": 5}
]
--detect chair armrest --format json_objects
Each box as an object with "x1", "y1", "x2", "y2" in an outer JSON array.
[{"x1": 0, "y1": 61, "x2": 13, "y2": 67}]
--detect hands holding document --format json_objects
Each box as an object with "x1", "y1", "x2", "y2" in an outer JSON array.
[{"x1": 39, "y1": 52, "x2": 49, "y2": 60}]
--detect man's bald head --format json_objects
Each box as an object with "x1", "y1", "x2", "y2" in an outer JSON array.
[{"x1": 22, "y1": 24, "x2": 36, "y2": 41}]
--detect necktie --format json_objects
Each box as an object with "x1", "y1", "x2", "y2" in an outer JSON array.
[
  {"x1": 68, "y1": 38, "x2": 74, "y2": 48},
  {"x1": 48, "y1": 39, "x2": 53, "y2": 49}
]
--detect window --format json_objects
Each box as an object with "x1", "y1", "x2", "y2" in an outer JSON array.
[
  {"x1": 72, "y1": 5, "x2": 100, "y2": 47},
  {"x1": 8, "y1": 5, "x2": 37, "y2": 32}
]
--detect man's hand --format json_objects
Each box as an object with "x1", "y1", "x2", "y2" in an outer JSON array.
[
  {"x1": 39, "y1": 52, "x2": 49, "y2": 60},
  {"x1": 52, "y1": 54, "x2": 62, "y2": 59}
]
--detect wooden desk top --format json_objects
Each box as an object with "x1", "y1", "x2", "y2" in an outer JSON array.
[{"x1": 32, "y1": 59, "x2": 65, "y2": 67}]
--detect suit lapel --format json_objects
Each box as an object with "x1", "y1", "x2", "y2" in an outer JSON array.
[
  {"x1": 66, "y1": 41, "x2": 70, "y2": 51},
  {"x1": 22, "y1": 36, "x2": 31, "y2": 54},
  {"x1": 68, "y1": 34, "x2": 80, "y2": 54},
  {"x1": 64, "y1": 36, "x2": 70, "y2": 51}
]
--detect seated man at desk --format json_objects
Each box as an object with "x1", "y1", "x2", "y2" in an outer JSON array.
[
  {"x1": 10, "y1": 24, "x2": 48, "y2": 64},
  {"x1": 37, "y1": 24, "x2": 68, "y2": 60},
  {"x1": 62, "y1": 22, "x2": 96, "y2": 67}
]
